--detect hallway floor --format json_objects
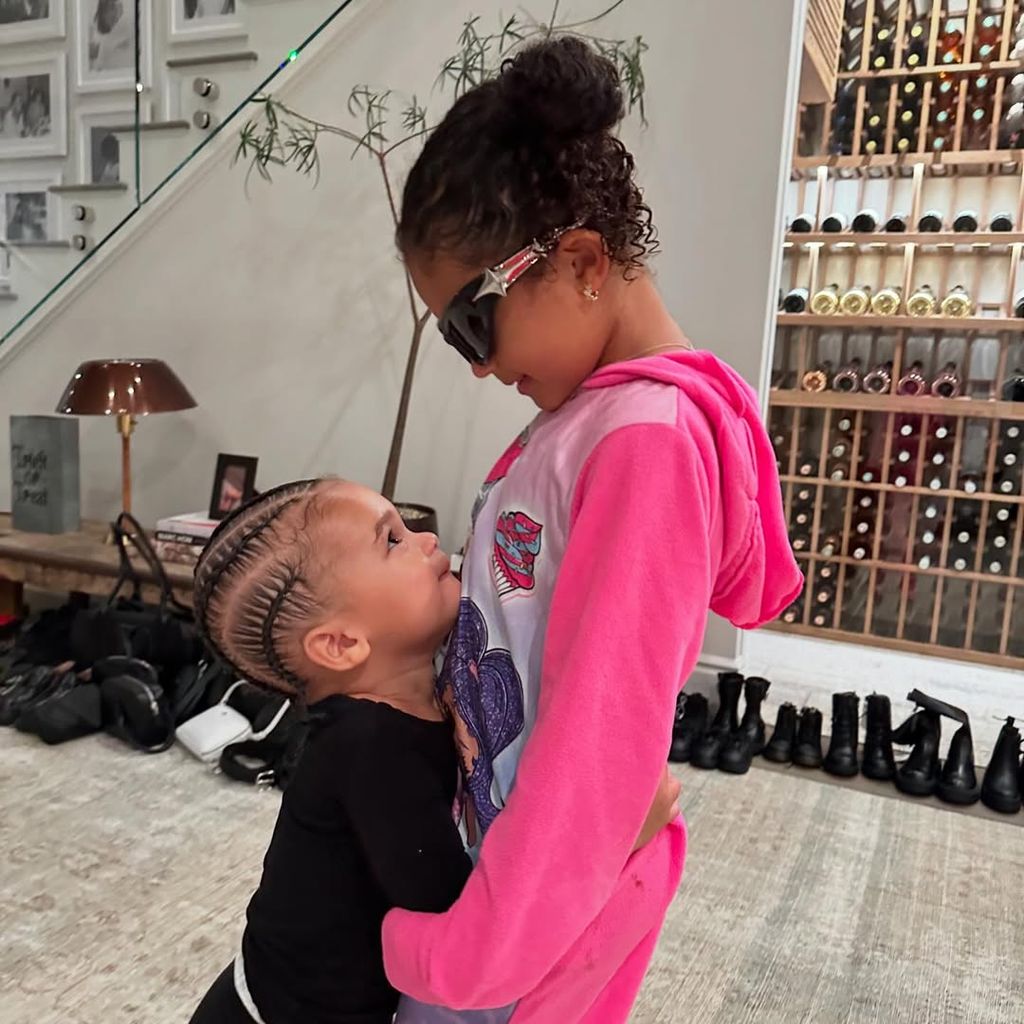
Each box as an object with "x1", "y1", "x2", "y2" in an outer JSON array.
[{"x1": 1, "y1": 732, "x2": 1020, "y2": 1023}]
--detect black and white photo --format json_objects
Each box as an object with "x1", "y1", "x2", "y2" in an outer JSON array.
[
  {"x1": 3, "y1": 190, "x2": 48, "y2": 243},
  {"x1": 171, "y1": 0, "x2": 243, "y2": 42},
  {"x1": 78, "y1": 104, "x2": 147, "y2": 184},
  {"x1": 76, "y1": 0, "x2": 152, "y2": 92},
  {"x1": 0, "y1": 57, "x2": 66, "y2": 158},
  {"x1": 0, "y1": 0, "x2": 65, "y2": 43}
]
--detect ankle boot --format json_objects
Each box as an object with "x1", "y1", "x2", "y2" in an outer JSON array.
[
  {"x1": 669, "y1": 693, "x2": 709, "y2": 763},
  {"x1": 936, "y1": 723, "x2": 981, "y2": 805},
  {"x1": 718, "y1": 677, "x2": 771, "y2": 774},
  {"x1": 824, "y1": 692, "x2": 860, "y2": 777},
  {"x1": 891, "y1": 710, "x2": 921, "y2": 746},
  {"x1": 691, "y1": 672, "x2": 743, "y2": 770},
  {"x1": 981, "y1": 717, "x2": 1023, "y2": 815},
  {"x1": 792, "y1": 707, "x2": 824, "y2": 768},
  {"x1": 894, "y1": 710, "x2": 941, "y2": 796},
  {"x1": 763, "y1": 703, "x2": 798, "y2": 763},
  {"x1": 861, "y1": 694, "x2": 897, "y2": 781}
]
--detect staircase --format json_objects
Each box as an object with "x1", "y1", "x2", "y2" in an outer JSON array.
[{"x1": 0, "y1": 0, "x2": 359, "y2": 344}]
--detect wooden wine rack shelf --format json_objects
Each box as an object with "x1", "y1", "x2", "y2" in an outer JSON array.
[
  {"x1": 771, "y1": 389, "x2": 1024, "y2": 421},
  {"x1": 785, "y1": 231, "x2": 1024, "y2": 247},
  {"x1": 792, "y1": 151, "x2": 1024, "y2": 179},
  {"x1": 778, "y1": 312, "x2": 1024, "y2": 331}
]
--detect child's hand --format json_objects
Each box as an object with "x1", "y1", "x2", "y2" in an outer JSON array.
[{"x1": 632, "y1": 766, "x2": 681, "y2": 853}]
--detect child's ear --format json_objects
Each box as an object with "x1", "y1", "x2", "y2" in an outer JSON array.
[
  {"x1": 303, "y1": 618, "x2": 370, "y2": 673},
  {"x1": 559, "y1": 229, "x2": 610, "y2": 291}
]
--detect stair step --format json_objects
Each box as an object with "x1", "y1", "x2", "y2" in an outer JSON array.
[
  {"x1": 1, "y1": 240, "x2": 72, "y2": 250},
  {"x1": 107, "y1": 120, "x2": 191, "y2": 135},
  {"x1": 50, "y1": 182, "x2": 129, "y2": 194},
  {"x1": 166, "y1": 51, "x2": 258, "y2": 69}
]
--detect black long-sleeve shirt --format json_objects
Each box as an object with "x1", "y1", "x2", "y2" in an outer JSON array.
[{"x1": 241, "y1": 694, "x2": 471, "y2": 1024}]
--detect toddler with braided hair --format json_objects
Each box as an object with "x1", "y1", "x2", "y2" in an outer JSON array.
[{"x1": 187, "y1": 477, "x2": 677, "y2": 1024}]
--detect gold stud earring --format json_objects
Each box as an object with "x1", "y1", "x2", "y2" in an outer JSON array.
[{"x1": 583, "y1": 284, "x2": 600, "y2": 302}]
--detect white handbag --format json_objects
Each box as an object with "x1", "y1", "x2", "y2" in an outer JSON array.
[{"x1": 175, "y1": 681, "x2": 288, "y2": 764}]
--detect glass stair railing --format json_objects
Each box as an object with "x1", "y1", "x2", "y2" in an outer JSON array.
[{"x1": 0, "y1": 0, "x2": 358, "y2": 345}]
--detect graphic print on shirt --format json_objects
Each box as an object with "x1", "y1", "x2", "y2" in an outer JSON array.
[
  {"x1": 470, "y1": 422, "x2": 536, "y2": 532},
  {"x1": 438, "y1": 598, "x2": 525, "y2": 845},
  {"x1": 492, "y1": 511, "x2": 543, "y2": 599}
]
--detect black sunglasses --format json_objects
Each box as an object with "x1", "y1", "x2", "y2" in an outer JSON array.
[{"x1": 436, "y1": 225, "x2": 577, "y2": 366}]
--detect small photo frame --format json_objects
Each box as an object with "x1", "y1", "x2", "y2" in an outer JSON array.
[
  {"x1": 0, "y1": 171, "x2": 61, "y2": 243},
  {"x1": 75, "y1": 0, "x2": 153, "y2": 93},
  {"x1": 77, "y1": 101, "x2": 151, "y2": 184},
  {"x1": 170, "y1": 0, "x2": 245, "y2": 42},
  {"x1": 209, "y1": 453, "x2": 258, "y2": 520},
  {"x1": 0, "y1": 55, "x2": 67, "y2": 159},
  {"x1": 0, "y1": 0, "x2": 66, "y2": 44}
]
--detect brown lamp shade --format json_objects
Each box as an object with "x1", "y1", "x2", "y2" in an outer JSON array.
[{"x1": 56, "y1": 359, "x2": 196, "y2": 417}]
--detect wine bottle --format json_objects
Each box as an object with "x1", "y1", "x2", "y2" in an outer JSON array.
[
  {"x1": 904, "y1": 21, "x2": 927, "y2": 68},
  {"x1": 836, "y1": 416, "x2": 855, "y2": 434},
  {"x1": 953, "y1": 210, "x2": 980, "y2": 232},
  {"x1": 940, "y1": 285, "x2": 975, "y2": 318},
  {"x1": 995, "y1": 463, "x2": 1021, "y2": 494},
  {"x1": 850, "y1": 539, "x2": 871, "y2": 560},
  {"x1": 810, "y1": 284, "x2": 841, "y2": 315},
  {"x1": 797, "y1": 456, "x2": 818, "y2": 477},
  {"x1": 801, "y1": 365, "x2": 832, "y2": 392},
  {"x1": 818, "y1": 562, "x2": 837, "y2": 582},
  {"x1": 833, "y1": 360, "x2": 863, "y2": 393},
  {"x1": 819, "y1": 533, "x2": 841, "y2": 558},
  {"x1": 830, "y1": 439, "x2": 851, "y2": 460},
  {"x1": 871, "y1": 285, "x2": 902, "y2": 315},
  {"x1": 922, "y1": 502, "x2": 941, "y2": 520},
  {"x1": 993, "y1": 504, "x2": 1014, "y2": 524},
  {"x1": 934, "y1": 77, "x2": 959, "y2": 109},
  {"x1": 791, "y1": 533, "x2": 811, "y2": 553},
  {"x1": 852, "y1": 209, "x2": 881, "y2": 233},
  {"x1": 931, "y1": 362, "x2": 962, "y2": 398},
  {"x1": 990, "y1": 211, "x2": 1015, "y2": 232},
  {"x1": 863, "y1": 362, "x2": 894, "y2": 395},
  {"x1": 959, "y1": 472, "x2": 982, "y2": 494},
  {"x1": 794, "y1": 508, "x2": 812, "y2": 527},
  {"x1": 1001, "y1": 370, "x2": 1024, "y2": 400},
  {"x1": 811, "y1": 608, "x2": 831, "y2": 628},
  {"x1": 857, "y1": 491, "x2": 876, "y2": 510},
  {"x1": 790, "y1": 214, "x2": 814, "y2": 233},
  {"x1": 1000, "y1": 100, "x2": 1024, "y2": 149},
  {"x1": 852, "y1": 515, "x2": 874, "y2": 536},
  {"x1": 939, "y1": 20, "x2": 964, "y2": 64},
  {"x1": 782, "y1": 287, "x2": 809, "y2": 313},
  {"x1": 828, "y1": 461, "x2": 850, "y2": 482},
  {"x1": 933, "y1": 422, "x2": 953, "y2": 441},
  {"x1": 872, "y1": 25, "x2": 895, "y2": 69},
  {"x1": 840, "y1": 284, "x2": 872, "y2": 316},
  {"x1": 884, "y1": 212, "x2": 908, "y2": 232},
  {"x1": 907, "y1": 284, "x2": 938, "y2": 317},
  {"x1": 781, "y1": 604, "x2": 802, "y2": 624},
  {"x1": 894, "y1": 446, "x2": 914, "y2": 464},
  {"x1": 918, "y1": 210, "x2": 945, "y2": 232},
  {"x1": 896, "y1": 361, "x2": 927, "y2": 396},
  {"x1": 821, "y1": 213, "x2": 849, "y2": 233},
  {"x1": 795, "y1": 485, "x2": 814, "y2": 504},
  {"x1": 893, "y1": 469, "x2": 912, "y2": 488}
]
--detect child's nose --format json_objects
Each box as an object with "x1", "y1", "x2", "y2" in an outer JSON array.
[{"x1": 420, "y1": 532, "x2": 439, "y2": 555}]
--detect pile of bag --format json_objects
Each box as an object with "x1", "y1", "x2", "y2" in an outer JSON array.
[{"x1": 0, "y1": 513, "x2": 305, "y2": 790}]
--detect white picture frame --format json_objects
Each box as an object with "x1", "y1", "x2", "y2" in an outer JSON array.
[
  {"x1": 76, "y1": 100, "x2": 151, "y2": 185},
  {"x1": 0, "y1": 0, "x2": 66, "y2": 44},
  {"x1": 170, "y1": 0, "x2": 245, "y2": 43},
  {"x1": 0, "y1": 55, "x2": 67, "y2": 159},
  {"x1": 0, "y1": 170, "x2": 62, "y2": 244},
  {"x1": 75, "y1": 0, "x2": 153, "y2": 93}
]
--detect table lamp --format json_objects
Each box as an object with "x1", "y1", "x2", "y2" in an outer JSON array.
[{"x1": 56, "y1": 359, "x2": 197, "y2": 514}]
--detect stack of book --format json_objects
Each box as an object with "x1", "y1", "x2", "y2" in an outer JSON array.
[{"x1": 153, "y1": 512, "x2": 218, "y2": 567}]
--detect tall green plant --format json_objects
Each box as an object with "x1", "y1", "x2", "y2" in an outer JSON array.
[{"x1": 235, "y1": 1, "x2": 648, "y2": 503}]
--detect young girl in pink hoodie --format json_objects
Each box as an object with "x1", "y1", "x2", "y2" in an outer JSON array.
[{"x1": 383, "y1": 36, "x2": 803, "y2": 1024}]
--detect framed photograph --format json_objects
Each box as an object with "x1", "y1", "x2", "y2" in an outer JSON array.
[
  {"x1": 0, "y1": 0, "x2": 66, "y2": 44},
  {"x1": 208, "y1": 453, "x2": 258, "y2": 520},
  {"x1": 0, "y1": 55, "x2": 67, "y2": 158},
  {"x1": 170, "y1": 0, "x2": 245, "y2": 43},
  {"x1": 0, "y1": 172, "x2": 61, "y2": 243},
  {"x1": 75, "y1": 0, "x2": 153, "y2": 93},
  {"x1": 77, "y1": 101, "x2": 150, "y2": 184}
]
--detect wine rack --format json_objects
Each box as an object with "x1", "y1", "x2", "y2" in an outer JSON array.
[{"x1": 777, "y1": 0, "x2": 1024, "y2": 667}]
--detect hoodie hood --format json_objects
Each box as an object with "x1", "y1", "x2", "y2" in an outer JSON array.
[{"x1": 583, "y1": 349, "x2": 804, "y2": 629}]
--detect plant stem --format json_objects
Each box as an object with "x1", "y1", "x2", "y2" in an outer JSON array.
[{"x1": 559, "y1": 0, "x2": 627, "y2": 30}]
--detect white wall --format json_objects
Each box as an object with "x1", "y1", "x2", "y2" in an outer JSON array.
[{"x1": 0, "y1": 0, "x2": 807, "y2": 665}]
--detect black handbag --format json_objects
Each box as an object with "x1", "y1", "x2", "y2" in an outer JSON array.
[
  {"x1": 219, "y1": 704, "x2": 309, "y2": 790},
  {"x1": 95, "y1": 656, "x2": 176, "y2": 754}
]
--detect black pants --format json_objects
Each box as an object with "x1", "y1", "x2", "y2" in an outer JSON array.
[{"x1": 189, "y1": 965, "x2": 255, "y2": 1024}]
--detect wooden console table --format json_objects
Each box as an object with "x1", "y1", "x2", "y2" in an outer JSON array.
[{"x1": 0, "y1": 514, "x2": 195, "y2": 616}]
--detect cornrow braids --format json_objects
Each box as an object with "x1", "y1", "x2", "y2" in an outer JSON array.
[{"x1": 194, "y1": 479, "x2": 329, "y2": 696}]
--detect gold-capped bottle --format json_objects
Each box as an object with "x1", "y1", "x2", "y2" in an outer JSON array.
[
  {"x1": 810, "y1": 283, "x2": 841, "y2": 315},
  {"x1": 863, "y1": 361, "x2": 894, "y2": 395},
  {"x1": 907, "y1": 284, "x2": 938, "y2": 317},
  {"x1": 840, "y1": 284, "x2": 873, "y2": 316},
  {"x1": 871, "y1": 285, "x2": 902, "y2": 315},
  {"x1": 833, "y1": 359, "x2": 863, "y2": 393},
  {"x1": 801, "y1": 364, "x2": 833, "y2": 393},
  {"x1": 940, "y1": 284, "x2": 974, "y2": 318}
]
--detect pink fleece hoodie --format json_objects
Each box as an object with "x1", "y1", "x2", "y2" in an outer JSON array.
[{"x1": 384, "y1": 349, "x2": 803, "y2": 1022}]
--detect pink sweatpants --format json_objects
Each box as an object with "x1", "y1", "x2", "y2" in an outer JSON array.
[{"x1": 510, "y1": 818, "x2": 686, "y2": 1024}]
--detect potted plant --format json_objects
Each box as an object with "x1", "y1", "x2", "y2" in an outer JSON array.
[{"x1": 235, "y1": 1, "x2": 647, "y2": 534}]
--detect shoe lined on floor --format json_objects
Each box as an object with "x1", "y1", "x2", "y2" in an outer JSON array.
[
  {"x1": 718, "y1": 676, "x2": 770, "y2": 775},
  {"x1": 894, "y1": 709, "x2": 942, "y2": 797},
  {"x1": 862, "y1": 694, "x2": 897, "y2": 781},
  {"x1": 763, "y1": 703, "x2": 798, "y2": 764},
  {"x1": 937, "y1": 722, "x2": 981, "y2": 806},
  {"x1": 792, "y1": 707, "x2": 824, "y2": 769},
  {"x1": 824, "y1": 692, "x2": 860, "y2": 778},
  {"x1": 981, "y1": 717, "x2": 1022, "y2": 815},
  {"x1": 691, "y1": 672, "x2": 743, "y2": 770},
  {"x1": 669, "y1": 692, "x2": 708, "y2": 764}
]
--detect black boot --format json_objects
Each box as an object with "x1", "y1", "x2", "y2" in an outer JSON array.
[
  {"x1": 792, "y1": 707, "x2": 824, "y2": 768},
  {"x1": 894, "y1": 710, "x2": 941, "y2": 796},
  {"x1": 937, "y1": 722, "x2": 981, "y2": 805},
  {"x1": 763, "y1": 703, "x2": 798, "y2": 763},
  {"x1": 690, "y1": 672, "x2": 743, "y2": 770},
  {"x1": 669, "y1": 693, "x2": 709, "y2": 764},
  {"x1": 824, "y1": 692, "x2": 860, "y2": 777},
  {"x1": 981, "y1": 717, "x2": 1023, "y2": 815},
  {"x1": 718, "y1": 677, "x2": 771, "y2": 774},
  {"x1": 891, "y1": 710, "x2": 921, "y2": 747},
  {"x1": 861, "y1": 694, "x2": 897, "y2": 781}
]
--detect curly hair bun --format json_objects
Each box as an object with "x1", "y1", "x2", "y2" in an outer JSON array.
[{"x1": 497, "y1": 36, "x2": 624, "y2": 142}]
